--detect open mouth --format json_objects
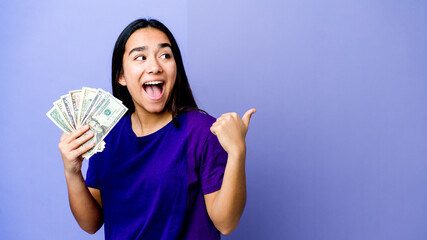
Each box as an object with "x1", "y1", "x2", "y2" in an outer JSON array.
[{"x1": 143, "y1": 80, "x2": 164, "y2": 99}]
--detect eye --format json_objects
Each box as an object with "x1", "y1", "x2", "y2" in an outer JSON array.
[
  {"x1": 160, "y1": 53, "x2": 171, "y2": 59},
  {"x1": 135, "y1": 56, "x2": 146, "y2": 61}
]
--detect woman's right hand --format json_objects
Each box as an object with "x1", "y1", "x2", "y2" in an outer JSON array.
[{"x1": 58, "y1": 125, "x2": 95, "y2": 176}]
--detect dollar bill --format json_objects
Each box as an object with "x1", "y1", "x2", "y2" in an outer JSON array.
[
  {"x1": 53, "y1": 99, "x2": 74, "y2": 131},
  {"x1": 80, "y1": 88, "x2": 105, "y2": 125},
  {"x1": 46, "y1": 106, "x2": 73, "y2": 134},
  {"x1": 47, "y1": 87, "x2": 126, "y2": 159},
  {"x1": 81, "y1": 93, "x2": 127, "y2": 158},
  {"x1": 61, "y1": 94, "x2": 77, "y2": 130},
  {"x1": 79, "y1": 87, "x2": 98, "y2": 125},
  {"x1": 97, "y1": 140, "x2": 106, "y2": 152},
  {"x1": 69, "y1": 90, "x2": 82, "y2": 128}
]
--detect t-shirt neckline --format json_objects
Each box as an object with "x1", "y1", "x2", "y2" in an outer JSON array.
[{"x1": 125, "y1": 113, "x2": 176, "y2": 141}]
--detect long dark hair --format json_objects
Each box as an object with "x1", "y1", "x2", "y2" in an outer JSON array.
[{"x1": 112, "y1": 18, "x2": 200, "y2": 127}]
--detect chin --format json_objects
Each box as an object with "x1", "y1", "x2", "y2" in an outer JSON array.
[{"x1": 144, "y1": 104, "x2": 168, "y2": 114}]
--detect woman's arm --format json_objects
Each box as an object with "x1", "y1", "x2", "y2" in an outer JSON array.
[
  {"x1": 59, "y1": 126, "x2": 104, "y2": 234},
  {"x1": 205, "y1": 109, "x2": 256, "y2": 235}
]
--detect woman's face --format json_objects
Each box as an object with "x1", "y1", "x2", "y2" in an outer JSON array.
[{"x1": 119, "y1": 27, "x2": 177, "y2": 114}]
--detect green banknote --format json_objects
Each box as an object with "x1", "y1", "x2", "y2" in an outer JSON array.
[{"x1": 46, "y1": 87, "x2": 127, "y2": 158}]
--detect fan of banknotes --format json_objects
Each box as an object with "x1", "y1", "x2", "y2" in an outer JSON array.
[{"x1": 46, "y1": 87, "x2": 128, "y2": 158}]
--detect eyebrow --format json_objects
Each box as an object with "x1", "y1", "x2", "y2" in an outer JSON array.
[{"x1": 128, "y1": 43, "x2": 172, "y2": 56}]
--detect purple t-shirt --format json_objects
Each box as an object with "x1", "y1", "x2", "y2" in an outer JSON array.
[{"x1": 85, "y1": 110, "x2": 227, "y2": 240}]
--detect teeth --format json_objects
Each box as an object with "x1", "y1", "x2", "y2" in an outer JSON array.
[{"x1": 144, "y1": 81, "x2": 163, "y2": 86}]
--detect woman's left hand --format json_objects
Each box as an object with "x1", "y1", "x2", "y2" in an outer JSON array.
[{"x1": 210, "y1": 108, "x2": 256, "y2": 156}]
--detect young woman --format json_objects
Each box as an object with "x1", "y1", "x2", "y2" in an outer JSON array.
[{"x1": 58, "y1": 19, "x2": 255, "y2": 239}]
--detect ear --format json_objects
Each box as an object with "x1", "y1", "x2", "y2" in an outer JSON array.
[{"x1": 118, "y1": 72, "x2": 127, "y2": 86}]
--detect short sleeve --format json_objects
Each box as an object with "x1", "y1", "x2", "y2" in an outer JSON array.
[
  {"x1": 200, "y1": 132, "x2": 228, "y2": 195},
  {"x1": 85, "y1": 152, "x2": 101, "y2": 189}
]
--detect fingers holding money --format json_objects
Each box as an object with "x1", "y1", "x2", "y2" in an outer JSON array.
[
  {"x1": 59, "y1": 125, "x2": 93, "y2": 152},
  {"x1": 74, "y1": 141, "x2": 96, "y2": 157},
  {"x1": 48, "y1": 87, "x2": 128, "y2": 159},
  {"x1": 70, "y1": 131, "x2": 94, "y2": 151},
  {"x1": 60, "y1": 132, "x2": 67, "y2": 142},
  {"x1": 62, "y1": 125, "x2": 90, "y2": 144},
  {"x1": 59, "y1": 125, "x2": 95, "y2": 174}
]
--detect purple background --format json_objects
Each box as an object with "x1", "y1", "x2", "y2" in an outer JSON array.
[{"x1": 1, "y1": 0, "x2": 426, "y2": 239}]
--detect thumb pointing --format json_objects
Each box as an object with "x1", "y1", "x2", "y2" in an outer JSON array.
[{"x1": 242, "y1": 108, "x2": 256, "y2": 128}]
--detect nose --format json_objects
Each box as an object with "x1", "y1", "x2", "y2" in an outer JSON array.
[{"x1": 147, "y1": 57, "x2": 162, "y2": 74}]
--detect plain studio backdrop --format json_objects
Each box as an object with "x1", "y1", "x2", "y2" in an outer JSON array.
[{"x1": 0, "y1": 0, "x2": 426, "y2": 239}]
